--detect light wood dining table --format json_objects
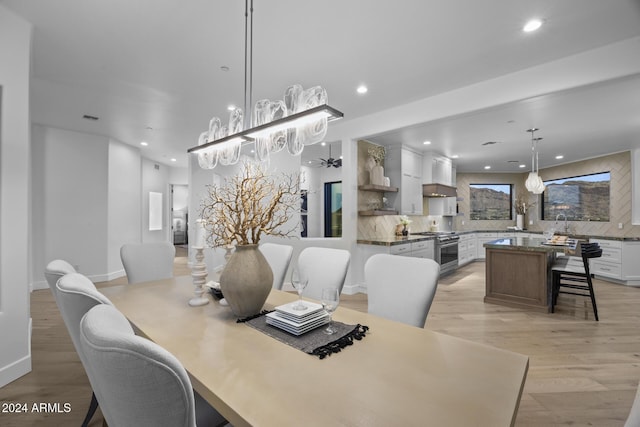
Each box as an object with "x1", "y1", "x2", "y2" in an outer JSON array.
[{"x1": 100, "y1": 275, "x2": 529, "y2": 427}]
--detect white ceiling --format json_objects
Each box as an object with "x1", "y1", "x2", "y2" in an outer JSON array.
[{"x1": 2, "y1": 0, "x2": 640, "y2": 171}]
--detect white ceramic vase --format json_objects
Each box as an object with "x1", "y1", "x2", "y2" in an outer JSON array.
[
  {"x1": 370, "y1": 164, "x2": 385, "y2": 186},
  {"x1": 516, "y1": 214, "x2": 524, "y2": 230}
]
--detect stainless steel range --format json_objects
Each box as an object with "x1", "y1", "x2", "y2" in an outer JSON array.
[{"x1": 416, "y1": 232, "x2": 460, "y2": 275}]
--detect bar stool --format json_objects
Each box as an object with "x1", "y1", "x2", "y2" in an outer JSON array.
[{"x1": 551, "y1": 242, "x2": 602, "y2": 321}]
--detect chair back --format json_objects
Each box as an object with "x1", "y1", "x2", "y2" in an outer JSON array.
[
  {"x1": 298, "y1": 247, "x2": 350, "y2": 300},
  {"x1": 44, "y1": 259, "x2": 76, "y2": 305},
  {"x1": 79, "y1": 305, "x2": 198, "y2": 427},
  {"x1": 625, "y1": 381, "x2": 640, "y2": 426},
  {"x1": 120, "y1": 242, "x2": 176, "y2": 283},
  {"x1": 55, "y1": 273, "x2": 113, "y2": 371},
  {"x1": 366, "y1": 254, "x2": 440, "y2": 328},
  {"x1": 259, "y1": 243, "x2": 294, "y2": 290},
  {"x1": 580, "y1": 242, "x2": 602, "y2": 275}
]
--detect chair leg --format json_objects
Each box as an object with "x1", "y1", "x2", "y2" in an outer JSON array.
[
  {"x1": 81, "y1": 392, "x2": 99, "y2": 427},
  {"x1": 587, "y1": 275, "x2": 599, "y2": 321},
  {"x1": 551, "y1": 272, "x2": 559, "y2": 313}
]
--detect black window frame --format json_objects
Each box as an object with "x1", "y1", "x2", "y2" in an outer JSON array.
[{"x1": 469, "y1": 183, "x2": 513, "y2": 221}]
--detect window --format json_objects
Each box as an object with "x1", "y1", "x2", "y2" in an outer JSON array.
[
  {"x1": 470, "y1": 184, "x2": 512, "y2": 220},
  {"x1": 541, "y1": 172, "x2": 610, "y2": 221}
]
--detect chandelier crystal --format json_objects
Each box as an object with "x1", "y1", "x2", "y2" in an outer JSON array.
[{"x1": 188, "y1": 0, "x2": 343, "y2": 169}]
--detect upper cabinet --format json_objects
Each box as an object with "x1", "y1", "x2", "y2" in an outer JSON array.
[
  {"x1": 385, "y1": 146, "x2": 423, "y2": 215},
  {"x1": 422, "y1": 152, "x2": 454, "y2": 186}
]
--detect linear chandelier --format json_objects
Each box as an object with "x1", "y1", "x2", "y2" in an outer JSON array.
[
  {"x1": 187, "y1": 0, "x2": 344, "y2": 169},
  {"x1": 524, "y1": 128, "x2": 545, "y2": 194}
]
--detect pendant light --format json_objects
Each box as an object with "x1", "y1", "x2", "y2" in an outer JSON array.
[
  {"x1": 524, "y1": 128, "x2": 545, "y2": 194},
  {"x1": 187, "y1": 0, "x2": 344, "y2": 169}
]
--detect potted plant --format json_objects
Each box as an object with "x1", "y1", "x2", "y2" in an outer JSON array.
[{"x1": 200, "y1": 161, "x2": 300, "y2": 317}]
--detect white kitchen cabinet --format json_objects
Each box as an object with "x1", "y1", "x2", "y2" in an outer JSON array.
[
  {"x1": 622, "y1": 241, "x2": 640, "y2": 284},
  {"x1": 475, "y1": 232, "x2": 498, "y2": 259},
  {"x1": 386, "y1": 146, "x2": 423, "y2": 215},
  {"x1": 429, "y1": 197, "x2": 457, "y2": 216},
  {"x1": 458, "y1": 233, "x2": 477, "y2": 266},
  {"x1": 590, "y1": 238, "x2": 622, "y2": 280},
  {"x1": 422, "y1": 152, "x2": 453, "y2": 185}
]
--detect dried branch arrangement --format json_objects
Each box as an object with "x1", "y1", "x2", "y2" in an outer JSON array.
[
  {"x1": 515, "y1": 193, "x2": 536, "y2": 215},
  {"x1": 200, "y1": 162, "x2": 300, "y2": 247}
]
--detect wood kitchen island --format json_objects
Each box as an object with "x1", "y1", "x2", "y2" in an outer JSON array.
[{"x1": 484, "y1": 237, "x2": 567, "y2": 313}]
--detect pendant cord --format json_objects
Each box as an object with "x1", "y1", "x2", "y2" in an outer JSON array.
[{"x1": 243, "y1": 0, "x2": 254, "y2": 129}]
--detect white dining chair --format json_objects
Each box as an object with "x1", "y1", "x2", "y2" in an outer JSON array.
[
  {"x1": 55, "y1": 272, "x2": 113, "y2": 427},
  {"x1": 44, "y1": 259, "x2": 76, "y2": 306},
  {"x1": 120, "y1": 242, "x2": 176, "y2": 284},
  {"x1": 259, "y1": 242, "x2": 294, "y2": 290},
  {"x1": 365, "y1": 253, "x2": 440, "y2": 328},
  {"x1": 298, "y1": 247, "x2": 350, "y2": 300},
  {"x1": 625, "y1": 381, "x2": 640, "y2": 426},
  {"x1": 79, "y1": 304, "x2": 227, "y2": 427}
]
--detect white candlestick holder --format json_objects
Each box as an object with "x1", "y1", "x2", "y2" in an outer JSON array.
[{"x1": 189, "y1": 246, "x2": 210, "y2": 307}]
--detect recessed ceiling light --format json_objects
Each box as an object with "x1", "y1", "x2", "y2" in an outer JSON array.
[
  {"x1": 451, "y1": 154, "x2": 459, "y2": 159},
  {"x1": 170, "y1": 158, "x2": 177, "y2": 162},
  {"x1": 519, "y1": 164, "x2": 526, "y2": 168},
  {"x1": 140, "y1": 141, "x2": 148, "y2": 146},
  {"x1": 555, "y1": 155, "x2": 564, "y2": 160},
  {"x1": 523, "y1": 19, "x2": 543, "y2": 33},
  {"x1": 356, "y1": 85, "x2": 368, "y2": 94},
  {"x1": 484, "y1": 165, "x2": 491, "y2": 170},
  {"x1": 321, "y1": 142, "x2": 326, "y2": 146},
  {"x1": 423, "y1": 140, "x2": 431, "y2": 145},
  {"x1": 227, "y1": 105, "x2": 236, "y2": 111}
]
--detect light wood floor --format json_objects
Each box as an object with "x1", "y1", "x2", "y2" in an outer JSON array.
[{"x1": 2, "y1": 250, "x2": 639, "y2": 426}]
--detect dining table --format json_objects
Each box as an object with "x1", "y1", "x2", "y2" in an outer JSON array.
[{"x1": 100, "y1": 275, "x2": 529, "y2": 427}]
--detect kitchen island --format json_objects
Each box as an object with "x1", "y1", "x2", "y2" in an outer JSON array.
[{"x1": 483, "y1": 237, "x2": 573, "y2": 313}]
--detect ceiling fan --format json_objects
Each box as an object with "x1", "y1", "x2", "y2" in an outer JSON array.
[{"x1": 316, "y1": 145, "x2": 342, "y2": 168}]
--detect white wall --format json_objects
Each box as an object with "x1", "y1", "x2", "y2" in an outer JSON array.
[
  {"x1": 108, "y1": 140, "x2": 142, "y2": 275},
  {"x1": 0, "y1": 4, "x2": 32, "y2": 387}
]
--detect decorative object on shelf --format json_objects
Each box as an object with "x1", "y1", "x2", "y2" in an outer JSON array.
[
  {"x1": 525, "y1": 128, "x2": 545, "y2": 194},
  {"x1": 367, "y1": 145, "x2": 386, "y2": 186},
  {"x1": 189, "y1": 218, "x2": 210, "y2": 307},
  {"x1": 429, "y1": 220, "x2": 438, "y2": 232},
  {"x1": 188, "y1": 0, "x2": 343, "y2": 168},
  {"x1": 399, "y1": 215, "x2": 412, "y2": 236},
  {"x1": 514, "y1": 193, "x2": 536, "y2": 229},
  {"x1": 200, "y1": 162, "x2": 299, "y2": 317}
]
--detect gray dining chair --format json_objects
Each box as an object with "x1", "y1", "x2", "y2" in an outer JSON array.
[
  {"x1": 44, "y1": 259, "x2": 76, "y2": 306},
  {"x1": 298, "y1": 247, "x2": 350, "y2": 300},
  {"x1": 259, "y1": 242, "x2": 294, "y2": 290},
  {"x1": 79, "y1": 304, "x2": 227, "y2": 427},
  {"x1": 120, "y1": 242, "x2": 176, "y2": 283},
  {"x1": 365, "y1": 253, "x2": 440, "y2": 328},
  {"x1": 56, "y1": 272, "x2": 113, "y2": 427}
]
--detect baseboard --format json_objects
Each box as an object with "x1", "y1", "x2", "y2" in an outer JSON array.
[
  {"x1": 0, "y1": 351, "x2": 31, "y2": 388},
  {"x1": 31, "y1": 269, "x2": 126, "y2": 291},
  {"x1": 342, "y1": 283, "x2": 367, "y2": 295}
]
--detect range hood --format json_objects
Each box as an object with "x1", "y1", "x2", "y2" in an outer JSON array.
[{"x1": 423, "y1": 183, "x2": 457, "y2": 198}]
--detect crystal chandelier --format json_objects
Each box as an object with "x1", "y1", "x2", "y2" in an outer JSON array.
[
  {"x1": 187, "y1": 0, "x2": 344, "y2": 169},
  {"x1": 524, "y1": 128, "x2": 545, "y2": 194}
]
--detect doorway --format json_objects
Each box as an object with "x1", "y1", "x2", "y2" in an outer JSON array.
[{"x1": 170, "y1": 185, "x2": 188, "y2": 246}]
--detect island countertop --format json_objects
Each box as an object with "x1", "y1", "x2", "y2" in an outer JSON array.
[{"x1": 483, "y1": 237, "x2": 578, "y2": 253}]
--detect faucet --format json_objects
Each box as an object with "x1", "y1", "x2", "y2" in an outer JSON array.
[{"x1": 555, "y1": 213, "x2": 569, "y2": 234}]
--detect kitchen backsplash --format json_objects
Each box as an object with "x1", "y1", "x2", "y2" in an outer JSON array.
[{"x1": 358, "y1": 214, "x2": 453, "y2": 239}]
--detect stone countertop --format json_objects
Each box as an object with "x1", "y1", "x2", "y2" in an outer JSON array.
[
  {"x1": 482, "y1": 237, "x2": 569, "y2": 253},
  {"x1": 358, "y1": 230, "x2": 640, "y2": 247},
  {"x1": 356, "y1": 234, "x2": 436, "y2": 246}
]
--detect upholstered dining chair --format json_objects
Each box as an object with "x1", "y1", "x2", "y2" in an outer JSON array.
[
  {"x1": 79, "y1": 304, "x2": 227, "y2": 427},
  {"x1": 44, "y1": 259, "x2": 76, "y2": 306},
  {"x1": 365, "y1": 254, "x2": 440, "y2": 328},
  {"x1": 120, "y1": 242, "x2": 176, "y2": 284},
  {"x1": 298, "y1": 247, "x2": 350, "y2": 300},
  {"x1": 259, "y1": 242, "x2": 294, "y2": 290},
  {"x1": 625, "y1": 381, "x2": 640, "y2": 426},
  {"x1": 55, "y1": 272, "x2": 113, "y2": 427}
]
